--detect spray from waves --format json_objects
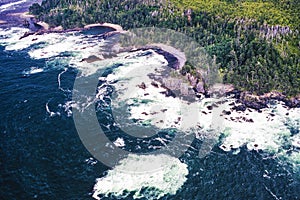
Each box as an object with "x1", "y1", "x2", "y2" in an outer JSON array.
[
  {"x1": 57, "y1": 68, "x2": 68, "y2": 92},
  {"x1": 91, "y1": 44, "x2": 300, "y2": 170},
  {"x1": 92, "y1": 154, "x2": 188, "y2": 200},
  {"x1": 98, "y1": 53, "x2": 300, "y2": 170},
  {"x1": 216, "y1": 100, "x2": 300, "y2": 171},
  {"x1": 98, "y1": 49, "x2": 208, "y2": 133},
  {"x1": 0, "y1": 27, "x2": 110, "y2": 76},
  {"x1": 218, "y1": 101, "x2": 300, "y2": 151},
  {"x1": 22, "y1": 66, "x2": 44, "y2": 75},
  {"x1": 1, "y1": 26, "x2": 299, "y2": 173},
  {"x1": 0, "y1": 27, "x2": 115, "y2": 118},
  {"x1": 101, "y1": 49, "x2": 183, "y2": 130},
  {"x1": 0, "y1": 0, "x2": 27, "y2": 12},
  {"x1": 45, "y1": 101, "x2": 60, "y2": 117}
]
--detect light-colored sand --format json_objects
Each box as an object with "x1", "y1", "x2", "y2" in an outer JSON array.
[
  {"x1": 36, "y1": 21, "x2": 49, "y2": 30},
  {"x1": 52, "y1": 26, "x2": 63, "y2": 31},
  {"x1": 84, "y1": 23, "x2": 124, "y2": 32},
  {"x1": 145, "y1": 43, "x2": 186, "y2": 69}
]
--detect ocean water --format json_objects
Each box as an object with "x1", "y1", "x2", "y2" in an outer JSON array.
[
  {"x1": 0, "y1": 0, "x2": 43, "y2": 28},
  {"x1": 1, "y1": 2, "x2": 300, "y2": 200}
]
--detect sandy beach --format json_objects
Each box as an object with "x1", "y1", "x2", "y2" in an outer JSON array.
[
  {"x1": 84, "y1": 23, "x2": 124, "y2": 32},
  {"x1": 145, "y1": 43, "x2": 186, "y2": 69}
]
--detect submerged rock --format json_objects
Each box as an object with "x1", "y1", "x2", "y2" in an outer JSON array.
[
  {"x1": 137, "y1": 82, "x2": 146, "y2": 89},
  {"x1": 233, "y1": 105, "x2": 247, "y2": 112}
]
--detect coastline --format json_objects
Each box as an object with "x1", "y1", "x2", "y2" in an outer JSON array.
[
  {"x1": 1, "y1": 2, "x2": 300, "y2": 200},
  {"x1": 12, "y1": 12, "x2": 300, "y2": 109},
  {"x1": 227, "y1": 90, "x2": 300, "y2": 111},
  {"x1": 84, "y1": 23, "x2": 124, "y2": 32}
]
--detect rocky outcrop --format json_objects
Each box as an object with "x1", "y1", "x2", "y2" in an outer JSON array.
[
  {"x1": 80, "y1": 55, "x2": 103, "y2": 63},
  {"x1": 228, "y1": 90, "x2": 300, "y2": 111},
  {"x1": 19, "y1": 22, "x2": 122, "y2": 40}
]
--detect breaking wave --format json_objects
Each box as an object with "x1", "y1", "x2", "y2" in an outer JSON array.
[{"x1": 92, "y1": 154, "x2": 188, "y2": 200}]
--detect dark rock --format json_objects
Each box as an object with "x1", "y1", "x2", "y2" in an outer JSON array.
[
  {"x1": 244, "y1": 101, "x2": 267, "y2": 110},
  {"x1": 151, "y1": 112, "x2": 159, "y2": 115},
  {"x1": 222, "y1": 110, "x2": 231, "y2": 115},
  {"x1": 226, "y1": 89, "x2": 241, "y2": 99},
  {"x1": 80, "y1": 55, "x2": 102, "y2": 63},
  {"x1": 160, "y1": 89, "x2": 176, "y2": 98},
  {"x1": 138, "y1": 82, "x2": 146, "y2": 89},
  {"x1": 174, "y1": 117, "x2": 181, "y2": 124},
  {"x1": 151, "y1": 81, "x2": 159, "y2": 88},
  {"x1": 207, "y1": 105, "x2": 213, "y2": 110},
  {"x1": 19, "y1": 31, "x2": 34, "y2": 40},
  {"x1": 247, "y1": 119, "x2": 254, "y2": 123},
  {"x1": 233, "y1": 105, "x2": 246, "y2": 112}
]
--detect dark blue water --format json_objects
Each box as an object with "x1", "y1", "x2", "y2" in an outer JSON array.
[
  {"x1": 0, "y1": 46, "x2": 108, "y2": 199},
  {"x1": 0, "y1": 45, "x2": 299, "y2": 200},
  {"x1": 0, "y1": 0, "x2": 43, "y2": 28},
  {"x1": 0, "y1": 1, "x2": 300, "y2": 200}
]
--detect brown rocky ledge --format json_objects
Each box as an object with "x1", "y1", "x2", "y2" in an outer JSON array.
[{"x1": 227, "y1": 90, "x2": 300, "y2": 111}]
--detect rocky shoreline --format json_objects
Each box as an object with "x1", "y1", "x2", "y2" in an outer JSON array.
[
  {"x1": 19, "y1": 18, "x2": 125, "y2": 40},
  {"x1": 227, "y1": 90, "x2": 300, "y2": 111},
  {"x1": 16, "y1": 15, "x2": 300, "y2": 110}
]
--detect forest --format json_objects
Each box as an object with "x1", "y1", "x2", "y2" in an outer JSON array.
[{"x1": 29, "y1": 0, "x2": 300, "y2": 96}]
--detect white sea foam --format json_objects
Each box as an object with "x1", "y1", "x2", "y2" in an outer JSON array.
[
  {"x1": 101, "y1": 49, "x2": 201, "y2": 132},
  {"x1": 218, "y1": 101, "x2": 300, "y2": 153},
  {"x1": 292, "y1": 134, "x2": 300, "y2": 149},
  {"x1": 0, "y1": 27, "x2": 109, "y2": 76},
  {"x1": 1, "y1": 26, "x2": 299, "y2": 170},
  {"x1": 0, "y1": 0, "x2": 27, "y2": 12},
  {"x1": 104, "y1": 54, "x2": 300, "y2": 166},
  {"x1": 92, "y1": 154, "x2": 188, "y2": 200},
  {"x1": 85, "y1": 157, "x2": 98, "y2": 166},
  {"x1": 95, "y1": 48, "x2": 300, "y2": 168},
  {"x1": 213, "y1": 100, "x2": 300, "y2": 172},
  {"x1": 287, "y1": 151, "x2": 300, "y2": 168},
  {"x1": 57, "y1": 68, "x2": 68, "y2": 91},
  {"x1": 45, "y1": 102, "x2": 60, "y2": 117},
  {"x1": 23, "y1": 66, "x2": 43, "y2": 75},
  {"x1": 113, "y1": 137, "x2": 125, "y2": 147}
]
